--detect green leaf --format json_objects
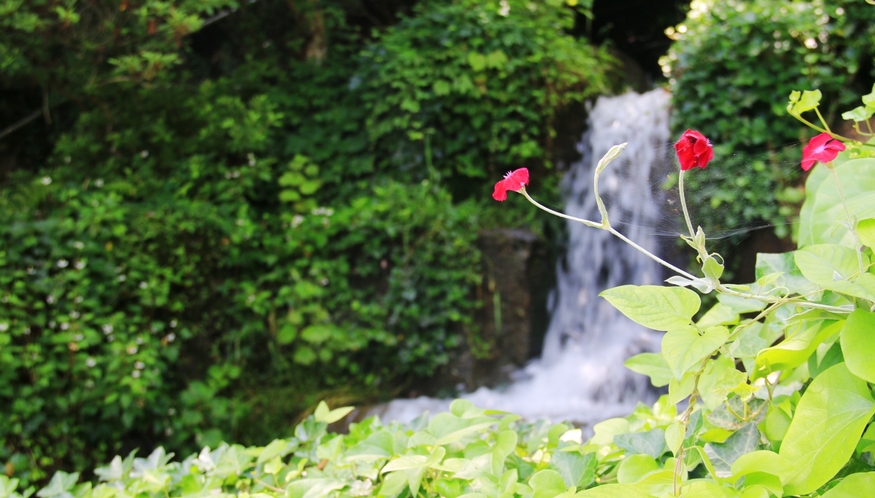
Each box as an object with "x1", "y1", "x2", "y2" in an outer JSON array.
[
  {"x1": 624, "y1": 353, "x2": 671, "y2": 387},
  {"x1": 549, "y1": 451, "x2": 596, "y2": 488},
  {"x1": 467, "y1": 52, "x2": 487, "y2": 72},
  {"x1": 615, "y1": 454, "x2": 659, "y2": 485},
  {"x1": 858, "y1": 218, "x2": 875, "y2": 248},
  {"x1": 729, "y1": 450, "x2": 792, "y2": 483},
  {"x1": 614, "y1": 428, "x2": 668, "y2": 459},
  {"x1": 787, "y1": 89, "x2": 821, "y2": 116},
  {"x1": 256, "y1": 439, "x2": 295, "y2": 465},
  {"x1": 313, "y1": 401, "x2": 355, "y2": 424},
  {"x1": 754, "y1": 252, "x2": 820, "y2": 297},
  {"x1": 662, "y1": 326, "x2": 728, "y2": 379},
  {"x1": 780, "y1": 362, "x2": 875, "y2": 495},
  {"x1": 795, "y1": 244, "x2": 865, "y2": 284},
  {"x1": 842, "y1": 105, "x2": 872, "y2": 122},
  {"x1": 529, "y1": 470, "x2": 568, "y2": 498},
  {"x1": 600, "y1": 286, "x2": 700, "y2": 331},
  {"x1": 301, "y1": 324, "x2": 333, "y2": 344},
  {"x1": 798, "y1": 158, "x2": 875, "y2": 246},
  {"x1": 820, "y1": 472, "x2": 875, "y2": 498},
  {"x1": 840, "y1": 309, "x2": 875, "y2": 383},
  {"x1": 753, "y1": 320, "x2": 842, "y2": 380},
  {"x1": 427, "y1": 413, "x2": 496, "y2": 445},
  {"x1": 37, "y1": 472, "x2": 79, "y2": 498},
  {"x1": 703, "y1": 423, "x2": 762, "y2": 477}
]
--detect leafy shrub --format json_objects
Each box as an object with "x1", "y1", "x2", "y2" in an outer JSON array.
[
  {"x1": 360, "y1": 0, "x2": 618, "y2": 195},
  {"x1": 663, "y1": 0, "x2": 875, "y2": 239}
]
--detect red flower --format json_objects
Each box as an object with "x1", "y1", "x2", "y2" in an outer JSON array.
[
  {"x1": 674, "y1": 129, "x2": 714, "y2": 171},
  {"x1": 492, "y1": 168, "x2": 529, "y2": 201},
  {"x1": 801, "y1": 133, "x2": 845, "y2": 171}
]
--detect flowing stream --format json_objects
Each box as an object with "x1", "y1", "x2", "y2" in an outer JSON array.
[{"x1": 376, "y1": 89, "x2": 673, "y2": 426}]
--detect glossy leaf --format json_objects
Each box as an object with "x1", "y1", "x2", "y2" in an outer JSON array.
[
  {"x1": 780, "y1": 363, "x2": 875, "y2": 495},
  {"x1": 840, "y1": 309, "x2": 875, "y2": 383},
  {"x1": 600, "y1": 285, "x2": 700, "y2": 331}
]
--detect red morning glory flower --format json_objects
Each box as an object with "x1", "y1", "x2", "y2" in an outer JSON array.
[
  {"x1": 801, "y1": 133, "x2": 846, "y2": 171},
  {"x1": 492, "y1": 168, "x2": 529, "y2": 201},
  {"x1": 674, "y1": 129, "x2": 714, "y2": 171}
]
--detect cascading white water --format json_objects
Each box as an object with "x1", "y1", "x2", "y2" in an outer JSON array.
[{"x1": 376, "y1": 89, "x2": 673, "y2": 426}]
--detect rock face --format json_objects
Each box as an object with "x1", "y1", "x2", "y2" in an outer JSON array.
[{"x1": 418, "y1": 228, "x2": 552, "y2": 396}]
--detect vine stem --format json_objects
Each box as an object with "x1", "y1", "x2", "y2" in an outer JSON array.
[
  {"x1": 678, "y1": 170, "x2": 696, "y2": 240},
  {"x1": 518, "y1": 188, "x2": 699, "y2": 281}
]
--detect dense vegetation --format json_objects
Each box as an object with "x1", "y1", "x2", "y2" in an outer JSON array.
[
  {"x1": 0, "y1": 0, "x2": 617, "y2": 483},
  {"x1": 664, "y1": 0, "x2": 875, "y2": 240}
]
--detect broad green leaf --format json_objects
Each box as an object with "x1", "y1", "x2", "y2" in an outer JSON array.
[
  {"x1": 549, "y1": 451, "x2": 596, "y2": 488},
  {"x1": 858, "y1": 218, "x2": 875, "y2": 248},
  {"x1": 381, "y1": 455, "x2": 428, "y2": 474},
  {"x1": 662, "y1": 326, "x2": 728, "y2": 379},
  {"x1": 614, "y1": 428, "x2": 668, "y2": 459},
  {"x1": 529, "y1": 470, "x2": 568, "y2": 498},
  {"x1": 696, "y1": 356, "x2": 748, "y2": 410},
  {"x1": 696, "y1": 303, "x2": 738, "y2": 329},
  {"x1": 752, "y1": 320, "x2": 842, "y2": 380},
  {"x1": 427, "y1": 413, "x2": 496, "y2": 445},
  {"x1": 616, "y1": 454, "x2": 659, "y2": 485},
  {"x1": 624, "y1": 353, "x2": 671, "y2": 387},
  {"x1": 344, "y1": 430, "x2": 395, "y2": 462},
  {"x1": 665, "y1": 422, "x2": 684, "y2": 455},
  {"x1": 600, "y1": 285, "x2": 700, "y2": 331},
  {"x1": 795, "y1": 244, "x2": 865, "y2": 285},
  {"x1": 840, "y1": 309, "x2": 875, "y2": 383},
  {"x1": 591, "y1": 418, "x2": 629, "y2": 447},
  {"x1": 491, "y1": 430, "x2": 518, "y2": 476},
  {"x1": 780, "y1": 363, "x2": 875, "y2": 495},
  {"x1": 820, "y1": 472, "x2": 875, "y2": 498},
  {"x1": 729, "y1": 450, "x2": 791, "y2": 483},
  {"x1": 843, "y1": 105, "x2": 872, "y2": 122},
  {"x1": 679, "y1": 480, "x2": 739, "y2": 498},
  {"x1": 798, "y1": 158, "x2": 875, "y2": 246}
]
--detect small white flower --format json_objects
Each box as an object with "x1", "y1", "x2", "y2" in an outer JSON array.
[
  {"x1": 117, "y1": 275, "x2": 126, "y2": 282},
  {"x1": 102, "y1": 324, "x2": 113, "y2": 334},
  {"x1": 139, "y1": 281, "x2": 148, "y2": 289},
  {"x1": 57, "y1": 259, "x2": 69, "y2": 268},
  {"x1": 86, "y1": 357, "x2": 96, "y2": 368},
  {"x1": 236, "y1": 218, "x2": 245, "y2": 226},
  {"x1": 85, "y1": 380, "x2": 95, "y2": 388},
  {"x1": 75, "y1": 333, "x2": 83, "y2": 341},
  {"x1": 0, "y1": 323, "x2": 8, "y2": 332},
  {"x1": 107, "y1": 335, "x2": 114, "y2": 342},
  {"x1": 73, "y1": 241, "x2": 84, "y2": 249},
  {"x1": 140, "y1": 150, "x2": 149, "y2": 158},
  {"x1": 41, "y1": 176, "x2": 52, "y2": 185},
  {"x1": 349, "y1": 479, "x2": 373, "y2": 497},
  {"x1": 132, "y1": 370, "x2": 141, "y2": 378},
  {"x1": 46, "y1": 295, "x2": 55, "y2": 304},
  {"x1": 135, "y1": 361, "x2": 145, "y2": 369},
  {"x1": 320, "y1": 277, "x2": 329, "y2": 286},
  {"x1": 291, "y1": 215, "x2": 304, "y2": 228},
  {"x1": 48, "y1": 321, "x2": 56, "y2": 328},
  {"x1": 94, "y1": 179, "x2": 104, "y2": 187},
  {"x1": 23, "y1": 327, "x2": 30, "y2": 335},
  {"x1": 247, "y1": 153, "x2": 256, "y2": 166},
  {"x1": 74, "y1": 295, "x2": 83, "y2": 303},
  {"x1": 60, "y1": 323, "x2": 69, "y2": 330},
  {"x1": 74, "y1": 261, "x2": 85, "y2": 270},
  {"x1": 165, "y1": 333, "x2": 176, "y2": 343},
  {"x1": 170, "y1": 319, "x2": 177, "y2": 328},
  {"x1": 168, "y1": 408, "x2": 176, "y2": 416},
  {"x1": 135, "y1": 337, "x2": 143, "y2": 345},
  {"x1": 127, "y1": 345, "x2": 138, "y2": 354},
  {"x1": 70, "y1": 311, "x2": 80, "y2": 319},
  {"x1": 26, "y1": 267, "x2": 35, "y2": 275},
  {"x1": 164, "y1": 427, "x2": 173, "y2": 436}
]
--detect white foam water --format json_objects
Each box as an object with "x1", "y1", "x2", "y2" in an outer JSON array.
[{"x1": 375, "y1": 89, "x2": 673, "y2": 426}]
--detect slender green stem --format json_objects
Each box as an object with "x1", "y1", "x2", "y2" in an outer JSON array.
[
  {"x1": 678, "y1": 169, "x2": 696, "y2": 240},
  {"x1": 518, "y1": 188, "x2": 700, "y2": 281},
  {"x1": 814, "y1": 107, "x2": 832, "y2": 133}
]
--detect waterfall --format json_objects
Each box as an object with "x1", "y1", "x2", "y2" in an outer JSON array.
[{"x1": 376, "y1": 89, "x2": 673, "y2": 426}]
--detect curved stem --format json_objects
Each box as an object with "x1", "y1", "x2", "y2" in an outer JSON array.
[
  {"x1": 678, "y1": 170, "x2": 696, "y2": 240},
  {"x1": 518, "y1": 188, "x2": 700, "y2": 281}
]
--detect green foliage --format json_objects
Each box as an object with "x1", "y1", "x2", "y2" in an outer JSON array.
[
  {"x1": 360, "y1": 0, "x2": 618, "y2": 191},
  {"x1": 0, "y1": 0, "x2": 617, "y2": 486},
  {"x1": 664, "y1": 0, "x2": 875, "y2": 239}
]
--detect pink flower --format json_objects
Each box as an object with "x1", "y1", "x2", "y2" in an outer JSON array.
[
  {"x1": 492, "y1": 168, "x2": 529, "y2": 201},
  {"x1": 674, "y1": 129, "x2": 714, "y2": 171},
  {"x1": 801, "y1": 133, "x2": 845, "y2": 171}
]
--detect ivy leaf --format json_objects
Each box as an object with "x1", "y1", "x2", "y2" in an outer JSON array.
[
  {"x1": 549, "y1": 450, "x2": 596, "y2": 488},
  {"x1": 820, "y1": 472, "x2": 875, "y2": 498},
  {"x1": 704, "y1": 423, "x2": 762, "y2": 477},
  {"x1": 780, "y1": 362, "x2": 875, "y2": 495},
  {"x1": 600, "y1": 285, "x2": 700, "y2": 332},
  {"x1": 613, "y1": 428, "x2": 668, "y2": 459}
]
